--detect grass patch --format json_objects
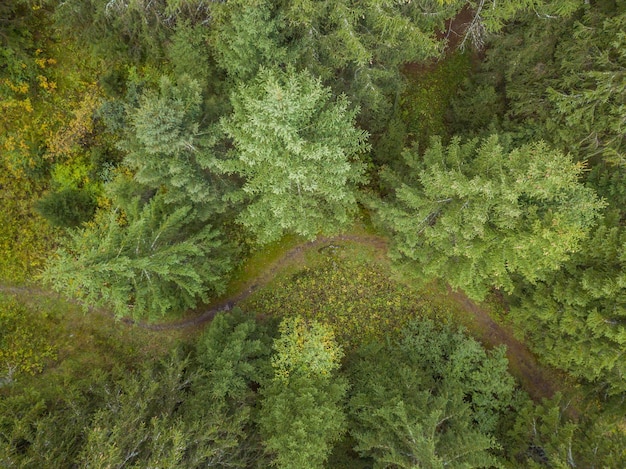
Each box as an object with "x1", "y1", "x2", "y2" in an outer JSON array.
[
  {"x1": 401, "y1": 51, "x2": 472, "y2": 148},
  {"x1": 242, "y1": 241, "x2": 454, "y2": 349},
  {"x1": 0, "y1": 290, "x2": 182, "y2": 395}
]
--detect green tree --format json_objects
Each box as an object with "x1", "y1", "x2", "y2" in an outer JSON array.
[
  {"x1": 501, "y1": 392, "x2": 626, "y2": 468},
  {"x1": 348, "y1": 320, "x2": 514, "y2": 468},
  {"x1": 78, "y1": 351, "x2": 256, "y2": 468},
  {"x1": 455, "y1": 2, "x2": 624, "y2": 166},
  {"x1": 509, "y1": 215, "x2": 626, "y2": 393},
  {"x1": 35, "y1": 188, "x2": 97, "y2": 227},
  {"x1": 122, "y1": 75, "x2": 226, "y2": 215},
  {"x1": 210, "y1": 0, "x2": 288, "y2": 82},
  {"x1": 373, "y1": 135, "x2": 604, "y2": 300},
  {"x1": 43, "y1": 191, "x2": 233, "y2": 320},
  {"x1": 258, "y1": 317, "x2": 347, "y2": 468},
  {"x1": 220, "y1": 68, "x2": 369, "y2": 244}
]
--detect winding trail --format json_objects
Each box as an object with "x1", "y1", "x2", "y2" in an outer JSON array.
[{"x1": 1, "y1": 233, "x2": 556, "y2": 400}]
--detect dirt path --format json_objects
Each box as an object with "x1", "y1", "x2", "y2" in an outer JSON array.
[{"x1": 2, "y1": 233, "x2": 556, "y2": 400}]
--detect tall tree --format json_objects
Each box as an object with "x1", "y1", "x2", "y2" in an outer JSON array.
[
  {"x1": 510, "y1": 214, "x2": 626, "y2": 393},
  {"x1": 373, "y1": 135, "x2": 604, "y2": 300},
  {"x1": 43, "y1": 190, "x2": 233, "y2": 320},
  {"x1": 122, "y1": 75, "x2": 227, "y2": 215},
  {"x1": 258, "y1": 317, "x2": 347, "y2": 468},
  {"x1": 220, "y1": 68, "x2": 369, "y2": 244},
  {"x1": 348, "y1": 319, "x2": 514, "y2": 468}
]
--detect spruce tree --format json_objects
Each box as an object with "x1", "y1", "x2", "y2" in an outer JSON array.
[
  {"x1": 43, "y1": 191, "x2": 233, "y2": 320},
  {"x1": 374, "y1": 135, "x2": 604, "y2": 300},
  {"x1": 220, "y1": 68, "x2": 369, "y2": 244},
  {"x1": 258, "y1": 317, "x2": 347, "y2": 469},
  {"x1": 348, "y1": 320, "x2": 514, "y2": 468},
  {"x1": 122, "y1": 75, "x2": 226, "y2": 215}
]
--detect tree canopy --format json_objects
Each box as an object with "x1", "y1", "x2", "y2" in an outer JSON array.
[
  {"x1": 220, "y1": 68, "x2": 369, "y2": 244},
  {"x1": 374, "y1": 135, "x2": 604, "y2": 300}
]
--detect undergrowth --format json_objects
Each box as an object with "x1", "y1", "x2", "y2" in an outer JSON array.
[{"x1": 243, "y1": 242, "x2": 452, "y2": 349}]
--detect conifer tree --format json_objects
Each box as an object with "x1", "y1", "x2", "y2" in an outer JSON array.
[
  {"x1": 348, "y1": 320, "x2": 514, "y2": 468},
  {"x1": 220, "y1": 68, "x2": 369, "y2": 244},
  {"x1": 43, "y1": 191, "x2": 233, "y2": 320},
  {"x1": 374, "y1": 135, "x2": 604, "y2": 300},
  {"x1": 258, "y1": 317, "x2": 347, "y2": 469},
  {"x1": 510, "y1": 217, "x2": 626, "y2": 393},
  {"x1": 122, "y1": 75, "x2": 226, "y2": 215}
]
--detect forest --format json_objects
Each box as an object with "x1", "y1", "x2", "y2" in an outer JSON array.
[{"x1": 1, "y1": 0, "x2": 625, "y2": 467}]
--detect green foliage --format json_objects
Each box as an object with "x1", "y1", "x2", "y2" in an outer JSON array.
[
  {"x1": 0, "y1": 166, "x2": 58, "y2": 283},
  {"x1": 220, "y1": 68, "x2": 369, "y2": 244},
  {"x1": 195, "y1": 310, "x2": 273, "y2": 401},
  {"x1": 0, "y1": 293, "x2": 56, "y2": 382},
  {"x1": 35, "y1": 188, "x2": 97, "y2": 227},
  {"x1": 244, "y1": 244, "x2": 444, "y2": 347},
  {"x1": 545, "y1": 7, "x2": 626, "y2": 166},
  {"x1": 462, "y1": 2, "x2": 624, "y2": 166},
  {"x1": 501, "y1": 392, "x2": 626, "y2": 468},
  {"x1": 122, "y1": 75, "x2": 226, "y2": 213},
  {"x1": 166, "y1": 21, "x2": 212, "y2": 83},
  {"x1": 400, "y1": 51, "x2": 472, "y2": 149},
  {"x1": 348, "y1": 319, "x2": 515, "y2": 468},
  {"x1": 43, "y1": 191, "x2": 233, "y2": 319},
  {"x1": 210, "y1": 0, "x2": 288, "y2": 82},
  {"x1": 258, "y1": 317, "x2": 347, "y2": 469},
  {"x1": 374, "y1": 135, "x2": 604, "y2": 300},
  {"x1": 78, "y1": 351, "x2": 257, "y2": 468},
  {"x1": 509, "y1": 215, "x2": 626, "y2": 393}
]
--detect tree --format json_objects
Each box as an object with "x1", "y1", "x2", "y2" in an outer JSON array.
[
  {"x1": 35, "y1": 188, "x2": 97, "y2": 227},
  {"x1": 210, "y1": 0, "x2": 288, "y2": 82},
  {"x1": 348, "y1": 319, "x2": 514, "y2": 468},
  {"x1": 122, "y1": 75, "x2": 227, "y2": 215},
  {"x1": 509, "y1": 216, "x2": 626, "y2": 393},
  {"x1": 220, "y1": 68, "x2": 369, "y2": 244},
  {"x1": 258, "y1": 317, "x2": 347, "y2": 468},
  {"x1": 43, "y1": 190, "x2": 233, "y2": 320},
  {"x1": 373, "y1": 135, "x2": 604, "y2": 300},
  {"x1": 501, "y1": 392, "x2": 626, "y2": 468}
]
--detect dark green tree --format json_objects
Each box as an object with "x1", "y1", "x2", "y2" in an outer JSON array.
[
  {"x1": 43, "y1": 191, "x2": 233, "y2": 319},
  {"x1": 373, "y1": 135, "x2": 604, "y2": 300},
  {"x1": 122, "y1": 75, "x2": 227, "y2": 215},
  {"x1": 348, "y1": 319, "x2": 515, "y2": 468},
  {"x1": 258, "y1": 317, "x2": 347, "y2": 468},
  {"x1": 35, "y1": 188, "x2": 97, "y2": 228},
  {"x1": 210, "y1": 0, "x2": 288, "y2": 82},
  {"x1": 220, "y1": 68, "x2": 369, "y2": 244}
]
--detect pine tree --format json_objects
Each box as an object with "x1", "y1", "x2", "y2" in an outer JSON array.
[
  {"x1": 258, "y1": 317, "x2": 347, "y2": 469},
  {"x1": 348, "y1": 319, "x2": 514, "y2": 468},
  {"x1": 220, "y1": 68, "x2": 369, "y2": 244},
  {"x1": 43, "y1": 191, "x2": 233, "y2": 320},
  {"x1": 373, "y1": 135, "x2": 604, "y2": 300}
]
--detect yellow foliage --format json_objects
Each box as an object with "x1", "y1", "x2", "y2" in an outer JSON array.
[{"x1": 46, "y1": 86, "x2": 100, "y2": 160}]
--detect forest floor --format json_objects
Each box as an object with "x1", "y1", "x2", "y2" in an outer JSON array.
[{"x1": 0, "y1": 232, "x2": 560, "y2": 401}]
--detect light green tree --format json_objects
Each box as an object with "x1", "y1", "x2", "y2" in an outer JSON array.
[
  {"x1": 374, "y1": 135, "x2": 604, "y2": 300},
  {"x1": 220, "y1": 68, "x2": 369, "y2": 244},
  {"x1": 258, "y1": 317, "x2": 347, "y2": 468}
]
